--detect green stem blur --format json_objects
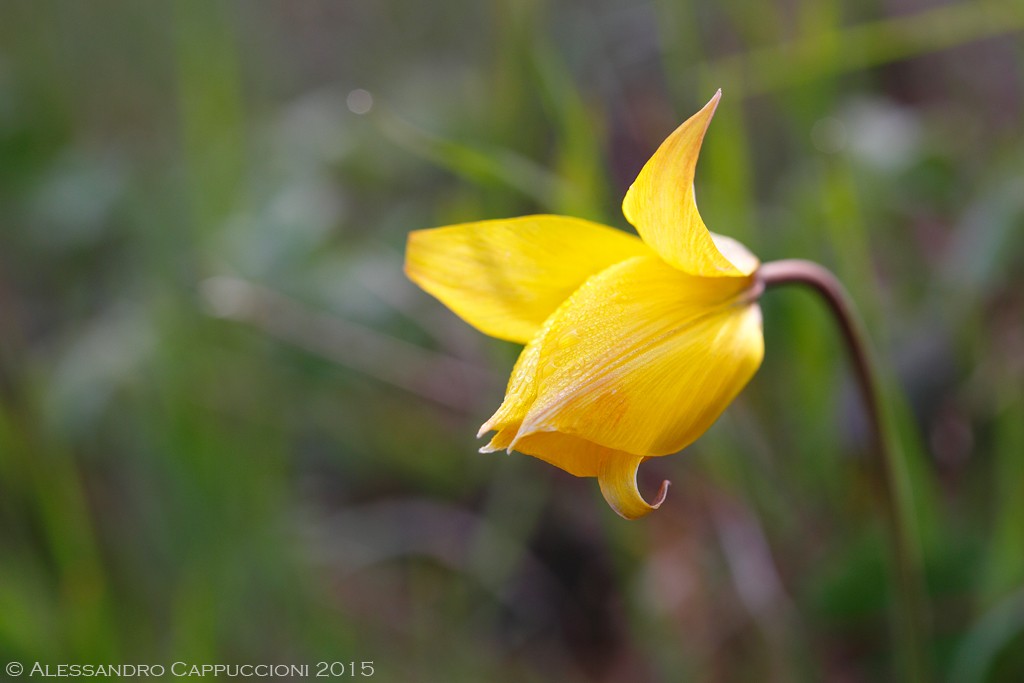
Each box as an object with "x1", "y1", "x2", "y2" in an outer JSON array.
[{"x1": 759, "y1": 259, "x2": 930, "y2": 683}]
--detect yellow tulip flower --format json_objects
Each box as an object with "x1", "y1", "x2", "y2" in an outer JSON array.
[{"x1": 405, "y1": 91, "x2": 764, "y2": 519}]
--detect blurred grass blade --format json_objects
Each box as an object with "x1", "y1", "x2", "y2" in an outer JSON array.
[
  {"x1": 982, "y1": 390, "x2": 1024, "y2": 601},
  {"x1": 173, "y1": 0, "x2": 245, "y2": 234},
  {"x1": 706, "y1": 1, "x2": 1024, "y2": 96},
  {"x1": 378, "y1": 110, "x2": 573, "y2": 211},
  {"x1": 201, "y1": 275, "x2": 496, "y2": 412},
  {"x1": 528, "y1": 44, "x2": 608, "y2": 222},
  {"x1": 951, "y1": 589, "x2": 1024, "y2": 683}
]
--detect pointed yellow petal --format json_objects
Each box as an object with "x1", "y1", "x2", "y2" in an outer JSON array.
[
  {"x1": 405, "y1": 215, "x2": 651, "y2": 344},
  {"x1": 513, "y1": 255, "x2": 763, "y2": 456},
  {"x1": 598, "y1": 454, "x2": 670, "y2": 520},
  {"x1": 621, "y1": 91, "x2": 755, "y2": 277}
]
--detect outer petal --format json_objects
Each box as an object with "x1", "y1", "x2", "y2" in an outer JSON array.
[
  {"x1": 475, "y1": 277, "x2": 632, "y2": 478},
  {"x1": 511, "y1": 255, "x2": 763, "y2": 457},
  {"x1": 621, "y1": 91, "x2": 755, "y2": 277},
  {"x1": 405, "y1": 215, "x2": 650, "y2": 344},
  {"x1": 477, "y1": 309, "x2": 555, "y2": 451}
]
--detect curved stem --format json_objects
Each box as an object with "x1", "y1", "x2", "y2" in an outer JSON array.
[{"x1": 757, "y1": 259, "x2": 930, "y2": 683}]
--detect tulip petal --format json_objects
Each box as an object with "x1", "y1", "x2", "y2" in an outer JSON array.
[
  {"x1": 512, "y1": 255, "x2": 763, "y2": 457},
  {"x1": 405, "y1": 215, "x2": 650, "y2": 343},
  {"x1": 598, "y1": 454, "x2": 670, "y2": 520},
  {"x1": 622, "y1": 91, "x2": 755, "y2": 277},
  {"x1": 478, "y1": 277, "x2": 643, "y2": 478},
  {"x1": 477, "y1": 306, "x2": 558, "y2": 446}
]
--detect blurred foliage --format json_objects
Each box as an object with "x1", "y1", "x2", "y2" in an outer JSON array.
[{"x1": 1, "y1": 0, "x2": 1023, "y2": 681}]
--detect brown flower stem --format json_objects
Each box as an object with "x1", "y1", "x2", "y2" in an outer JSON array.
[{"x1": 757, "y1": 259, "x2": 930, "y2": 683}]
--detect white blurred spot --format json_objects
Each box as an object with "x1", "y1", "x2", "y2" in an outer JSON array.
[
  {"x1": 811, "y1": 117, "x2": 847, "y2": 154},
  {"x1": 201, "y1": 276, "x2": 257, "y2": 319},
  {"x1": 346, "y1": 89, "x2": 373, "y2": 115},
  {"x1": 843, "y1": 98, "x2": 922, "y2": 171},
  {"x1": 44, "y1": 304, "x2": 155, "y2": 438},
  {"x1": 29, "y1": 149, "x2": 126, "y2": 247}
]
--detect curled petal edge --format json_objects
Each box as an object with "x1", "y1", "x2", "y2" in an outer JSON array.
[{"x1": 598, "y1": 455, "x2": 670, "y2": 520}]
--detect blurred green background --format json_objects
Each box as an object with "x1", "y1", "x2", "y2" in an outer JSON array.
[{"x1": 1, "y1": 1, "x2": 1023, "y2": 681}]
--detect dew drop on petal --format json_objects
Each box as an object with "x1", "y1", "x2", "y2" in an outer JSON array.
[
  {"x1": 557, "y1": 329, "x2": 580, "y2": 349},
  {"x1": 539, "y1": 360, "x2": 557, "y2": 381}
]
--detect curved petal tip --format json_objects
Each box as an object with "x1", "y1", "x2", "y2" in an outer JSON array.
[{"x1": 598, "y1": 455, "x2": 670, "y2": 520}]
